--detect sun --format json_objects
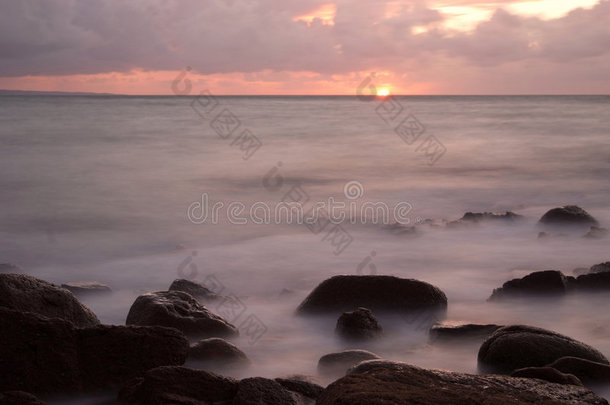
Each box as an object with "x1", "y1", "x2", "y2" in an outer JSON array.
[{"x1": 377, "y1": 88, "x2": 390, "y2": 97}]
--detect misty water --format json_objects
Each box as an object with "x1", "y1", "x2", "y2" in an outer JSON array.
[{"x1": 1, "y1": 95, "x2": 610, "y2": 402}]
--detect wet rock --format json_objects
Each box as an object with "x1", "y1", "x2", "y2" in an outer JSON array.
[
  {"x1": 275, "y1": 377, "x2": 324, "y2": 403},
  {"x1": 168, "y1": 279, "x2": 219, "y2": 302},
  {"x1": 318, "y1": 350, "x2": 381, "y2": 376},
  {"x1": 233, "y1": 377, "x2": 297, "y2": 405},
  {"x1": 511, "y1": 367, "x2": 583, "y2": 386},
  {"x1": 118, "y1": 366, "x2": 238, "y2": 405},
  {"x1": 296, "y1": 275, "x2": 447, "y2": 317},
  {"x1": 188, "y1": 338, "x2": 250, "y2": 366},
  {"x1": 584, "y1": 226, "x2": 608, "y2": 239},
  {"x1": 61, "y1": 281, "x2": 111, "y2": 296},
  {"x1": 318, "y1": 361, "x2": 608, "y2": 405},
  {"x1": 429, "y1": 323, "x2": 502, "y2": 342},
  {"x1": 489, "y1": 270, "x2": 572, "y2": 300},
  {"x1": 0, "y1": 273, "x2": 99, "y2": 327},
  {"x1": 126, "y1": 290, "x2": 238, "y2": 339},
  {"x1": 0, "y1": 307, "x2": 188, "y2": 395},
  {"x1": 576, "y1": 272, "x2": 610, "y2": 291},
  {"x1": 538, "y1": 205, "x2": 599, "y2": 228},
  {"x1": 335, "y1": 307, "x2": 382, "y2": 341},
  {"x1": 547, "y1": 357, "x2": 610, "y2": 385},
  {"x1": 478, "y1": 325, "x2": 609, "y2": 374},
  {"x1": 0, "y1": 391, "x2": 45, "y2": 405}
]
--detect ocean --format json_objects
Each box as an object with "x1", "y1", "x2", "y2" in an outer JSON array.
[{"x1": 1, "y1": 95, "x2": 609, "y2": 402}]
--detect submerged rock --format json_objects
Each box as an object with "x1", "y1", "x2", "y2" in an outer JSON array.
[
  {"x1": 584, "y1": 226, "x2": 608, "y2": 239},
  {"x1": 318, "y1": 350, "x2": 381, "y2": 376},
  {"x1": 296, "y1": 275, "x2": 447, "y2": 317},
  {"x1": 489, "y1": 270, "x2": 572, "y2": 300},
  {"x1": 511, "y1": 367, "x2": 583, "y2": 386},
  {"x1": 335, "y1": 307, "x2": 382, "y2": 341},
  {"x1": 429, "y1": 323, "x2": 502, "y2": 342},
  {"x1": 0, "y1": 307, "x2": 188, "y2": 395},
  {"x1": 547, "y1": 357, "x2": 610, "y2": 385},
  {"x1": 126, "y1": 290, "x2": 238, "y2": 339},
  {"x1": 575, "y1": 272, "x2": 610, "y2": 291},
  {"x1": 189, "y1": 338, "x2": 250, "y2": 366},
  {"x1": 589, "y1": 262, "x2": 610, "y2": 274},
  {"x1": 0, "y1": 273, "x2": 99, "y2": 327},
  {"x1": 318, "y1": 362, "x2": 608, "y2": 405},
  {"x1": 61, "y1": 281, "x2": 111, "y2": 295},
  {"x1": 168, "y1": 279, "x2": 219, "y2": 302},
  {"x1": 538, "y1": 205, "x2": 599, "y2": 228},
  {"x1": 478, "y1": 325, "x2": 609, "y2": 374},
  {"x1": 118, "y1": 366, "x2": 238, "y2": 405}
]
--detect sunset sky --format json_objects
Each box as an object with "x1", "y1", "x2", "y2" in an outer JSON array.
[{"x1": 1, "y1": 0, "x2": 609, "y2": 95}]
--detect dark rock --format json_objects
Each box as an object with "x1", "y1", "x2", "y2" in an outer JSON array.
[
  {"x1": 296, "y1": 275, "x2": 447, "y2": 317},
  {"x1": 188, "y1": 338, "x2": 250, "y2": 366},
  {"x1": 511, "y1": 367, "x2": 583, "y2": 386},
  {"x1": 538, "y1": 205, "x2": 599, "y2": 228},
  {"x1": 0, "y1": 273, "x2": 99, "y2": 327},
  {"x1": 118, "y1": 366, "x2": 238, "y2": 405},
  {"x1": 317, "y1": 361, "x2": 608, "y2": 405},
  {"x1": 275, "y1": 377, "x2": 324, "y2": 402},
  {"x1": 478, "y1": 325, "x2": 609, "y2": 374},
  {"x1": 489, "y1": 270, "x2": 571, "y2": 300},
  {"x1": 61, "y1": 281, "x2": 111, "y2": 295},
  {"x1": 429, "y1": 323, "x2": 502, "y2": 342},
  {"x1": 318, "y1": 350, "x2": 381, "y2": 376},
  {"x1": 168, "y1": 279, "x2": 219, "y2": 302},
  {"x1": 335, "y1": 307, "x2": 382, "y2": 341},
  {"x1": 233, "y1": 377, "x2": 297, "y2": 405},
  {"x1": 584, "y1": 226, "x2": 608, "y2": 239},
  {"x1": 589, "y1": 262, "x2": 610, "y2": 274},
  {"x1": 547, "y1": 357, "x2": 610, "y2": 385},
  {"x1": 0, "y1": 307, "x2": 188, "y2": 395},
  {"x1": 0, "y1": 391, "x2": 45, "y2": 405},
  {"x1": 576, "y1": 272, "x2": 610, "y2": 291},
  {"x1": 125, "y1": 290, "x2": 238, "y2": 339},
  {"x1": 461, "y1": 211, "x2": 523, "y2": 223}
]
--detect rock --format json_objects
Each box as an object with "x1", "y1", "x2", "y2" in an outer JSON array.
[
  {"x1": 478, "y1": 325, "x2": 609, "y2": 374},
  {"x1": 461, "y1": 211, "x2": 523, "y2": 223},
  {"x1": 538, "y1": 205, "x2": 599, "y2": 228},
  {"x1": 275, "y1": 377, "x2": 324, "y2": 403},
  {"x1": 317, "y1": 361, "x2": 608, "y2": 405},
  {"x1": 0, "y1": 391, "x2": 45, "y2": 405},
  {"x1": 429, "y1": 323, "x2": 502, "y2": 342},
  {"x1": 168, "y1": 279, "x2": 219, "y2": 302},
  {"x1": 125, "y1": 290, "x2": 238, "y2": 339},
  {"x1": 118, "y1": 366, "x2": 238, "y2": 405},
  {"x1": 0, "y1": 273, "x2": 99, "y2": 327},
  {"x1": 511, "y1": 367, "x2": 583, "y2": 386},
  {"x1": 189, "y1": 338, "x2": 250, "y2": 366},
  {"x1": 0, "y1": 307, "x2": 188, "y2": 395},
  {"x1": 584, "y1": 226, "x2": 608, "y2": 239},
  {"x1": 60, "y1": 281, "x2": 111, "y2": 295},
  {"x1": 589, "y1": 262, "x2": 610, "y2": 274},
  {"x1": 489, "y1": 270, "x2": 572, "y2": 300},
  {"x1": 547, "y1": 357, "x2": 610, "y2": 385},
  {"x1": 296, "y1": 275, "x2": 447, "y2": 317},
  {"x1": 233, "y1": 377, "x2": 297, "y2": 405},
  {"x1": 335, "y1": 307, "x2": 382, "y2": 341},
  {"x1": 576, "y1": 272, "x2": 610, "y2": 291},
  {"x1": 317, "y1": 350, "x2": 381, "y2": 376}
]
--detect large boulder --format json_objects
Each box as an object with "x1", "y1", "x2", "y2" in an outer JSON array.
[
  {"x1": 296, "y1": 275, "x2": 447, "y2": 317},
  {"x1": 0, "y1": 273, "x2": 99, "y2": 327},
  {"x1": 511, "y1": 367, "x2": 583, "y2": 386},
  {"x1": 233, "y1": 377, "x2": 297, "y2": 405},
  {"x1": 489, "y1": 270, "x2": 572, "y2": 300},
  {"x1": 538, "y1": 205, "x2": 599, "y2": 228},
  {"x1": 188, "y1": 337, "x2": 250, "y2": 367},
  {"x1": 478, "y1": 325, "x2": 609, "y2": 374},
  {"x1": 317, "y1": 361, "x2": 608, "y2": 405},
  {"x1": 125, "y1": 290, "x2": 238, "y2": 339},
  {"x1": 168, "y1": 279, "x2": 219, "y2": 302},
  {"x1": 0, "y1": 307, "x2": 188, "y2": 395},
  {"x1": 318, "y1": 350, "x2": 381, "y2": 377},
  {"x1": 118, "y1": 366, "x2": 238, "y2": 405},
  {"x1": 547, "y1": 357, "x2": 610, "y2": 385},
  {"x1": 335, "y1": 307, "x2": 382, "y2": 341},
  {"x1": 429, "y1": 323, "x2": 502, "y2": 343}
]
